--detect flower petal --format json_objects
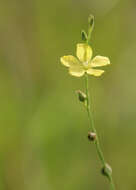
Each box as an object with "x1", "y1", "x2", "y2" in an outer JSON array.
[
  {"x1": 91, "y1": 56, "x2": 110, "y2": 67},
  {"x1": 69, "y1": 65, "x2": 85, "y2": 77},
  {"x1": 60, "y1": 55, "x2": 79, "y2": 67},
  {"x1": 87, "y1": 68, "x2": 104, "y2": 77},
  {"x1": 76, "y1": 43, "x2": 93, "y2": 62}
]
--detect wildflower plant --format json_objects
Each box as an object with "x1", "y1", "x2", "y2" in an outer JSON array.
[{"x1": 60, "y1": 15, "x2": 115, "y2": 190}]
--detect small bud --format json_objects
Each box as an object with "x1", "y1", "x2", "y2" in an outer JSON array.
[
  {"x1": 88, "y1": 132, "x2": 96, "y2": 141},
  {"x1": 88, "y1": 14, "x2": 94, "y2": 29},
  {"x1": 101, "y1": 163, "x2": 112, "y2": 177},
  {"x1": 76, "y1": 90, "x2": 86, "y2": 102},
  {"x1": 88, "y1": 14, "x2": 94, "y2": 43},
  {"x1": 81, "y1": 30, "x2": 88, "y2": 42}
]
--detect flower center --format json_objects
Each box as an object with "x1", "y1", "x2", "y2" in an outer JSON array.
[
  {"x1": 83, "y1": 61, "x2": 88, "y2": 66},
  {"x1": 83, "y1": 61, "x2": 90, "y2": 70}
]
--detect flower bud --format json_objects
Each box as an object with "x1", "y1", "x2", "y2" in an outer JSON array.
[
  {"x1": 101, "y1": 163, "x2": 112, "y2": 177},
  {"x1": 76, "y1": 90, "x2": 86, "y2": 102},
  {"x1": 88, "y1": 14, "x2": 94, "y2": 43},
  {"x1": 81, "y1": 30, "x2": 88, "y2": 42},
  {"x1": 88, "y1": 14, "x2": 94, "y2": 29},
  {"x1": 88, "y1": 132, "x2": 96, "y2": 141}
]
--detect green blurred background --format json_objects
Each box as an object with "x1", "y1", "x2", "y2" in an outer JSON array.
[{"x1": 0, "y1": 0, "x2": 136, "y2": 189}]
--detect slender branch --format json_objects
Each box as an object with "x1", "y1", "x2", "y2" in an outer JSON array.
[{"x1": 84, "y1": 73, "x2": 115, "y2": 190}]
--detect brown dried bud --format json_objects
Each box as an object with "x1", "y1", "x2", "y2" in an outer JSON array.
[
  {"x1": 101, "y1": 163, "x2": 112, "y2": 177},
  {"x1": 76, "y1": 90, "x2": 86, "y2": 102},
  {"x1": 88, "y1": 132, "x2": 96, "y2": 141}
]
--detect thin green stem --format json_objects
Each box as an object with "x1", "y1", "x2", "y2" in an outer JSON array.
[{"x1": 84, "y1": 73, "x2": 115, "y2": 190}]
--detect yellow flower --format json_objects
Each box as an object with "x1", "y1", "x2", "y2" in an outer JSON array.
[{"x1": 60, "y1": 43, "x2": 110, "y2": 77}]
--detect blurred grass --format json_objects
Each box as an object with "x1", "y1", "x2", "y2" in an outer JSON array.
[{"x1": 0, "y1": 0, "x2": 136, "y2": 189}]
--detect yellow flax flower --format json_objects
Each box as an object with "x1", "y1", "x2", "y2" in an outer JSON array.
[{"x1": 60, "y1": 43, "x2": 110, "y2": 77}]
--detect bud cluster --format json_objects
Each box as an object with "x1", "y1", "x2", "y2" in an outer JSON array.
[{"x1": 81, "y1": 14, "x2": 94, "y2": 44}]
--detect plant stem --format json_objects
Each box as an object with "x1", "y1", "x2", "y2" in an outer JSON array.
[{"x1": 84, "y1": 73, "x2": 115, "y2": 190}]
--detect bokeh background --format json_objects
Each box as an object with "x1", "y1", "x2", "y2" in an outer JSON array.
[{"x1": 0, "y1": 0, "x2": 136, "y2": 189}]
